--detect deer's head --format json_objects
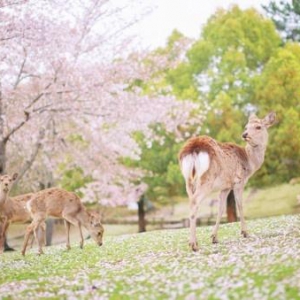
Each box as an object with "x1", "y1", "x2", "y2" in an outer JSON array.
[
  {"x1": 242, "y1": 112, "x2": 276, "y2": 148},
  {"x1": 0, "y1": 173, "x2": 18, "y2": 195},
  {"x1": 88, "y1": 212, "x2": 104, "y2": 247}
]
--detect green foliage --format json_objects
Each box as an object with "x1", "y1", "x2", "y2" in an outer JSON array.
[
  {"x1": 123, "y1": 125, "x2": 185, "y2": 205},
  {"x1": 252, "y1": 43, "x2": 300, "y2": 184},
  {"x1": 126, "y1": 5, "x2": 299, "y2": 200},
  {"x1": 193, "y1": 6, "x2": 279, "y2": 103},
  {"x1": 167, "y1": 5, "x2": 299, "y2": 186},
  {"x1": 58, "y1": 165, "x2": 93, "y2": 197}
]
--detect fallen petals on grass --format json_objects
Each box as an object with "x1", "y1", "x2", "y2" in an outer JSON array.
[{"x1": 0, "y1": 215, "x2": 299, "y2": 299}]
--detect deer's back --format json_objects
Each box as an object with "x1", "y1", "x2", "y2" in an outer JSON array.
[
  {"x1": 28, "y1": 188, "x2": 82, "y2": 218},
  {"x1": 180, "y1": 136, "x2": 250, "y2": 188}
]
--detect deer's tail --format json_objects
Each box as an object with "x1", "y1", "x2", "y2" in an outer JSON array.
[{"x1": 180, "y1": 152, "x2": 210, "y2": 191}]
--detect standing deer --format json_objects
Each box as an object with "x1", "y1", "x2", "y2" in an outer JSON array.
[
  {"x1": 179, "y1": 112, "x2": 276, "y2": 251},
  {"x1": 0, "y1": 173, "x2": 18, "y2": 208},
  {"x1": 0, "y1": 173, "x2": 45, "y2": 253},
  {"x1": 0, "y1": 192, "x2": 45, "y2": 253},
  {"x1": 21, "y1": 188, "x2": 104, "y2": 255},
  {"x1": 0, "y1": 173, "x2": 19, "y2": 251}
]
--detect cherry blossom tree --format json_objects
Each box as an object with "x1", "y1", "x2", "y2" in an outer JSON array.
[{"x1": 0, "y1": 0, "x2": 201, "y2": 209}]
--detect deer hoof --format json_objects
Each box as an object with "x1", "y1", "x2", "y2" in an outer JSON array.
[
  {"x1": 241, "y1": 231, "x2": 249, "y2": 238},
  {"x1": 66, "y1": 245, "x2": 71, "y2": 251},
  {"x1": 189, "y1": 241, "x2": 199, "y2": 252},
  {"x1": 211, "y1": 235, "x2": 219, "y2": 244},
  {"x1": 21, "y1": 251, "x2": 26, "y2": 256}
]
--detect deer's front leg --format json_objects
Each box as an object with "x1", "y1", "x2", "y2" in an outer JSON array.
[
  {"x1": 234, "y1": 187, "x2": 248, "y2": 238},
  {"x1": 0, "y1": 220, "x2": 9, "y2": 253},
  {"x1": 64, "y1": 220, "x2": 71, "y2": 250}
]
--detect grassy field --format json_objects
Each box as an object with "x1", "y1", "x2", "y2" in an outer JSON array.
[
  {"x1": 0, "y1": 214, "x2": 300, "y2": 299},
  {"x1": 152, "y1": 183, "x2": 300, "y2": 221}
]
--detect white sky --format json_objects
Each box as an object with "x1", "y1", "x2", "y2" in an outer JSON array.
[{"x1": 130, "y1": 0, "x2": 272, "y2": 49}]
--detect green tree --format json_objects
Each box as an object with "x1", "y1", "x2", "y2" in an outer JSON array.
[
  {"x1": 253, "y1": 43, "x2": 300, "y2": 184},
  {"x1": 123, "y1": 124, "x2": 185, "y2": 205},
  {"x1": 168, "y1": 6, "x2": 281, "y2": 142},
  {"x1": 166, "y1": 6, "x2": 282, "y2": 220},
  {"x1": 59, "y1": 166, "x2": 93, "y2": 197}
]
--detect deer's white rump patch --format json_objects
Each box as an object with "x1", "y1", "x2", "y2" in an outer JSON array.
[{"x1": 181, "y1": 152, "x2": 210, "y2": 182}]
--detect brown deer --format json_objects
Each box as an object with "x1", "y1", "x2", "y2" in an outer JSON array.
[
  {"x1": 0, "y1": 173, "x2": 18, "y2": 208},
  {"x1": 21, "y1": 187, "x2": 104, "y2": 255},
  {"x1": 179, "y1": 112, "x2": 276, "y2": 251},
  {"x1": 0, "y1": 192, "x2": 34, "y2": 253},
  {"x1": 0, "y1": 174, "x2": 45, "y2": 253},
  {"x1": 0, "y1": 173, "x2": 19, "y2": 250}
]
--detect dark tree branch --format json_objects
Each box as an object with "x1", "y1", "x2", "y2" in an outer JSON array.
[
  {"x1": 13, "y1": 47, "x2": 27, "y2": 89},
  {"x1": 3, "y1": 110, "x2": 30, "y2": 143},
  {"x1": 14, "y1": 125, "x2": 46, "y2": 185}
]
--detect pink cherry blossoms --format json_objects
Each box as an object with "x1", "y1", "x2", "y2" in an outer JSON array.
[{"x1": 0, "y1": 0, "x2": 202, "y2": 205}]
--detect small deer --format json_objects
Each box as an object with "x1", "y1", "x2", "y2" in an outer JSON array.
[
  {"x1": 21, "y1": 187, "x2": 104, "y2": 255},
  {"x1": 179, "y1": 112, "x2": 276, "y2": 251}
]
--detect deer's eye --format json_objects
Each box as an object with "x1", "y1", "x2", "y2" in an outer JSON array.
[{"x1": 256, "y1": 126, "x2": 261, "y2": 130}]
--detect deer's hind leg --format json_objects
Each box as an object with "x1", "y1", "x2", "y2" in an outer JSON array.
[
  {"x1": 188, "y1": 185, "x2": 210, "y2": 251},
  {"x1": 22, "y1": 214, "x2": 46, "y2": 256}
]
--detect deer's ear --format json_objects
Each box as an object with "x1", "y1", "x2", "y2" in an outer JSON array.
[
  {"x1": 262, "y1": 112, "x2": 276, "y2": 128},
  {"x1": 12, "y1": 173, "x2": 18, "y2": 180}
]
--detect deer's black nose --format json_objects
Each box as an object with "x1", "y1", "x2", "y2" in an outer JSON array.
[{"x1": 242, "y1": 132, "x2": 248, "y2": 138}]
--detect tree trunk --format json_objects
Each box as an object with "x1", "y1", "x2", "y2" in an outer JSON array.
[
  {"x1": 138, "y1": 197, "x2": 146, "y2": 232},
  {"x1": 0, "y1": 140, "x2": 6, "y2": 175},
  {"x1": 226, "y1": 190, "x2": 237, "y2": 222},
  {"x1": 45, "y1": 219, "x2": 54, "y2": 246},
  {"x1": 0, "y1": 139, "x2": 11, "y2": 251}
]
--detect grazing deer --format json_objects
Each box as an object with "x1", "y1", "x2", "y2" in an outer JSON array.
[
  {"x1": 21, "y1": 188, "x2": 104, "y2": 255},
  {"x1": 179, "y1": 112, "x2": 276, "y2": 251}
]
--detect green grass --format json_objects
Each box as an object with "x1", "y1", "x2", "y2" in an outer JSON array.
[
  {"x1": 1, "y1": 215, "x2": 300, "y2": 299},
  {"x1": 245, "y1": 183, "x2": 300, "y2": 218},
  {"x1": 156, "y1": 183, "x2": 300, "y2": 221}
]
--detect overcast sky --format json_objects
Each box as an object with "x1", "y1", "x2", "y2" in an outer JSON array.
[{"x1": 130, "y1": 0, "x2": 272, "y2": 49}]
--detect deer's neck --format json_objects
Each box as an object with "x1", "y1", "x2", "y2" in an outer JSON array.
[
  {"x1": 0, "y1": 191, "x2": 9, "y2": 208},
  {"x1": 245, "y1": 143, "x2": 266, "y2": 175},
  {"x1": 77, "y1": 208, "x2": 90, "y2": 228}
]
